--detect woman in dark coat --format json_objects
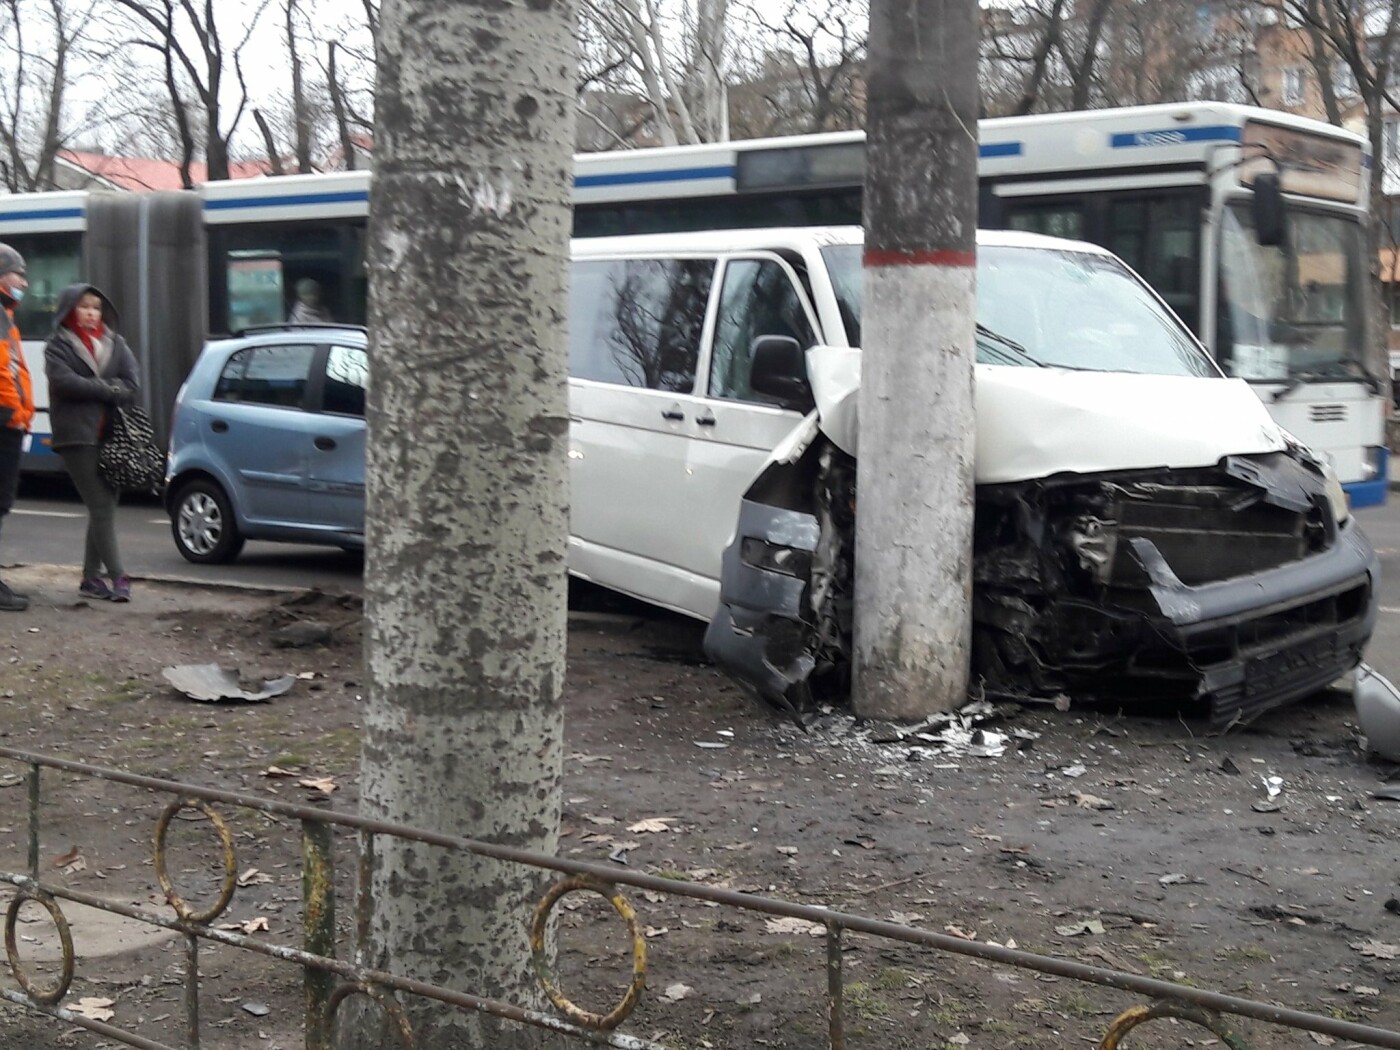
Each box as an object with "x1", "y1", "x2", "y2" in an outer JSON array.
[{"x1": 44, "y1": 284, "x2": 139, "y2": 601}]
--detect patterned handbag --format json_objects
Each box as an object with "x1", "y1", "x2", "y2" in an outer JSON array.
[{"x1": 97, "y1": 405, "x2": 165, "y2": 494}]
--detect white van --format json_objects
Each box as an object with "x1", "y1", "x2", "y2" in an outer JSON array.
[{"x1": 568, "y1": 227, "x2": 1377, "y2": 726}]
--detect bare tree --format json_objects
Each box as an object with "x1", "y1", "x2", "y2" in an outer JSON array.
[
  {"x1": 340, "y1": 0, "x2": 574, "y2": 1042},
  {"x1": 286, "y1": 0, "x2": 313, "y2": 171},
  {"x1": 0, "y1": 0, "x2": 93, "y2": 191},
  {"x1": 110, "y1": 0, "x2": 270, "y2": 185},
  {"x1": 731, "y1": 0, "x2": 867, "y2": 135},
  {"x1": 577, "y1": 0, "x2": 733, "y2": 144}
]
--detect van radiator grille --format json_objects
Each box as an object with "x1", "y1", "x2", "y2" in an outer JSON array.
[{"x1": 1310, "y1": 403, "x2": 1347, "y2": 423}]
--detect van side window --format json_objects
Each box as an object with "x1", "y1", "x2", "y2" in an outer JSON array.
[
  {"x1": 213, "y1": 344, "x2": 316, "y2": 408},
  {"x1": 570, "y1": 258, "x2": 713, "y2": 392},
  {"x1": 709, "y1": 258, "x2": 816, "y2": 403}
]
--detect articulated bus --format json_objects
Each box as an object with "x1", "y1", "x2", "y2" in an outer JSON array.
[{"x1": 0, "y1": 102, "x2": 1386, "y2": 505}]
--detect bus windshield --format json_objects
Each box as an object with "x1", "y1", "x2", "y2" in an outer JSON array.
[
  {"x1": 1216, "y1": 204, "x2": 1366, "y2": 383},
  {"x1": 820, "y1": 242, "x2": 1216, "y2": 377}
]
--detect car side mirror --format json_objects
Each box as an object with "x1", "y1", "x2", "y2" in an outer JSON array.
[
  {"x1": 1253, "y1": 172, "x2": 1287, "y2": 248},
  {"x1": 750, "y1": 335, "x2": 814, "y2": 411}
]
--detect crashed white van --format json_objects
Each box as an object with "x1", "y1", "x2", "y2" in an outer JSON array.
[{"x1": 567, "y1": 226, "x2": 1377, "y2": 726}]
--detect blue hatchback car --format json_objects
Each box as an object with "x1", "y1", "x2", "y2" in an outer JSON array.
[{"x1": 165, "y1": 324, "x2": 368, "y2": 563}]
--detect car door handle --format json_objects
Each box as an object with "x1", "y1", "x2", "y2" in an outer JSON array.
[
  {"x1": 210, "y1": 420, "x2": 229, "y2": 433},
  {"x1": 314, "y1": 436, "x2": 337, "y2": 451},
  {"x1": 696, "y1": 411, "x2": 716, "y2": 427},
  {"x1": 661, "y1": 406, "x2": 685, "y2": 421}
]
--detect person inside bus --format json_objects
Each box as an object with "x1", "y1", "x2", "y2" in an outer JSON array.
[
  {"x1": 0, "y1": 244, "x2": 33, "y2": 612},
  {"x1": 288, "y1": 278, "x2": 333, "y2": 324},
  {"x1": 44, "y1": 284, "x2": 139, "y2": 603}
]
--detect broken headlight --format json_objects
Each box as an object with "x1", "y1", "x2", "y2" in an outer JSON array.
[
  {"x1": 1322, "y1": 460, "x2": 1350, "y2": 526},
  {"x1": 741, "y1": 537, "x2": 813, "y2": 579}
]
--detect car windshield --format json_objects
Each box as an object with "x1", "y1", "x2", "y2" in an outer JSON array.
[
  {"x1": 820, "y1": 242, "x2": 1217, "y2": 377},
  {"x1": 1215, "y1": 203, "x2": 1367, "y2": 383}
]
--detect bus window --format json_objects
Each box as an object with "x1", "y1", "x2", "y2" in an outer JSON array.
[
  {"x1": 208, "y1": 221, "x2": 367, "y2": 333},
  {"x1": 1005, "y1": 202, "x2": 1085, "y2": 240},
  {"x1": 1105, "y1": 193, "x2": 1202, "y2": 334},
  {"x1": 2, "y1": 232, "x2": 82, "y2": 336}
]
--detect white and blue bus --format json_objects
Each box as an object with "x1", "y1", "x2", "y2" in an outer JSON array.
[{"x1": 0, "y1": 101, "x2": 1387, "y2": 505}]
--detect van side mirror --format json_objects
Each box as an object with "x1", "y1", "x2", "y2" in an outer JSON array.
[
  {"x1": 1253, "y1": 172, "x2": 1287, "y2": 247},
  {"x1": 749, "y1": 335, "x2": 814, "y2": 411}
]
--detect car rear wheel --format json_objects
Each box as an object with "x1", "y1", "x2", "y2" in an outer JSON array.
[{"x1": 171, "y1": 480, "x2": 245, "y2": 564}]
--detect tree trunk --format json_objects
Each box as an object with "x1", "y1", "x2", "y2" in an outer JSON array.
[
  {"x1": 328, "y1": 43, "x2": 358, "y2": 171},
  {"x1": 339, "y1": 0, "x2": 574, "y2": 1045},
  {"x1": 253, "y1": 109, "x2": 287, "y2": 175},
  {"x1": 854, "y1": 0, "x2": 977, "y2": 720},
  {"x1": 287, "y1": 0, "x2": 313, "y2": 172}
]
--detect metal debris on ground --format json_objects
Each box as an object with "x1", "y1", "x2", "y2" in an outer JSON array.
[{"x1": 162, "y1": 663, "x2": 295, "y2": 703}]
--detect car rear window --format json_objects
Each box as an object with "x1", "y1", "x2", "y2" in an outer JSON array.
[{"x1": 213, "y1": 344, "x2": 317, "y2": 408}]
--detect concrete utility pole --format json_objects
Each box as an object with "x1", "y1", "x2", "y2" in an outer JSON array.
[
  {"x1": 853, "y1": 0, "x2": 978, "y2": 720},
  {"x1": 342, "y1": 0, "x2": 574, "y2": 1046}
]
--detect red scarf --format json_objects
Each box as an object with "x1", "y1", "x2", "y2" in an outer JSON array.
[{"x1": 64, "y1": 315, "x2": 105, "y2": 359}]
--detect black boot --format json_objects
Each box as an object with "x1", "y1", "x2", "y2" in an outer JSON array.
[{"x1": 0, "y1": 579, "x2": 29, "y2": 611}]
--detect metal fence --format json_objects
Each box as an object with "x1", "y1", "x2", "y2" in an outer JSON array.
[{"x1": 2, "y1": 743, "x2": 1399, "y2": 1049}]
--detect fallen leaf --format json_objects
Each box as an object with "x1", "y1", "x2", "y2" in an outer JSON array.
[
  {"x1": 298, "y1": 777, "x2": 337, "y2": 796},
  {"x1": 583, "y1": 815, "x2": 616, "y2": 827},
  {"x1": 645, "y1": 926, "x2": 669, "y2": 938},
  {"x1": 1158, "y1": 873, "x2": 1190, "y2": 885},
  {"x1": 218, "y1": 916, "x2": 270, "y2": 935},
  {"x1": 61, "y1": 856, "x2": 86, "y2": 876},
  {"x1": 1351, "y1": 939, "x2": 1400, "y2": 959},
  {"x1": 51, "y1": 846, "x2": 81, "y2": 869},
  {"x1": 944, "y1": 924, "x2": 978, "y2": 941},
  {"x1": 262, "y1": 766, "x2": 299, "y2": 778},
  {"x1": 1074, "y1": 792, "x2": 1114, "y2": 811},
  {"x1": 237, "y1": 868, "x2": 272, "y2": 888},
  {"x1": 1055, "y1": 919, "x2": 1105, "y2": 937},
  {"x1": 660, "y1": 983, "x2": 693, "y2": 1002},
  {"x1": 764, "y1": 917, "x2": 825, "y2": 937},
  {"x1": 71, "y1": 997, "x2": 115, "y2": 1022},
  {"x1": 738, "y1": 991, "x2": 762, "y2": 1005},
  {"x1": 1308, "y1": 1033, "x2": 1337, "y2": 1045},
  {"x1": 776, "y1": 846, "x2": 798, "y2": 855},
  {"x1": 241, "y1": 1001, "x2": 271, "y2": 1017},
  {"x1": 889, "y1": 911, "x2": 923, "y2": 925},
  {"x1": 627, "y1": 817, "x2": 675, "y2": 833}
]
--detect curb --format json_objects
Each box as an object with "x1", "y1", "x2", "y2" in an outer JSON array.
[{"x1": 5, "y1": 562, "x2": 319, "y2": 597}]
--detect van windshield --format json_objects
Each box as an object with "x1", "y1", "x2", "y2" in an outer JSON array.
[{"x1": 820, "y1": 242, "x2": 1219, "y2": 378}]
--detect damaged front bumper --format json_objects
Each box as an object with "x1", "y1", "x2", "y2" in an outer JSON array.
[{"x1": 704, "y1": 447, "x2": 1379, "y2": 727}]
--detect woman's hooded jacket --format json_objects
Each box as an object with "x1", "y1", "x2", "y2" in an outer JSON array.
[{"x1": 43, "y1": 284, "x2": 139, "y2": 450}]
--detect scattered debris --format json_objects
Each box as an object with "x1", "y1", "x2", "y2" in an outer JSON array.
[
  {"x1": 240, "y1": 1001, "x2": 271, "y2": 1017},
  {"x1": 1261, "y1": 775, "x2": 1283, "y2": 800},
  {"x1": 660, "y1": 983, "x2": 693, "y2": 1003},
  {"x1": 51, "y1": 845, "x2": 82, "y2": 871},
  {"x1": 694, "y1": 741, "x2": 729, "y2": 750},
  {"x1": 1158, "y1": 873, "x2": 1191, "y2": 886},
  {"x1": 1354, "y1": 664, "x2": 1400, "y2": 762},
  {"x1": 162, "y1": 664, "x2": 294, "y2": 703},
  {"x1": 237, "y1": 868, "x2": 272, "y2": 888},
  {"x1": 1073, "y1": 792, "x2": 1114, "y2": 811},
  {"x1": 261, "y1": 766, "x2": 299, "y2": 778}
]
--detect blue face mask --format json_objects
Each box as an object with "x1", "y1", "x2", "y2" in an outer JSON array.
[{"x1": 8, "y1": 287, "x2": 23, "y2": 303}]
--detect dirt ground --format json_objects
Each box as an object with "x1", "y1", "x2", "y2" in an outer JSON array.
[{"x1": 1, "y1": 563, "x2": 1399, "y2": 1050}]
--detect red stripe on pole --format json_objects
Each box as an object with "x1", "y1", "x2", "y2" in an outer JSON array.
[{"x1": 864, "y1": 248, "x2": 976, "y2": 268}]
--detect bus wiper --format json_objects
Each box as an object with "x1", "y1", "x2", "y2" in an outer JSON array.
[{"x1": 976, "y1": 324, "x2": 1048, "y2": 367}]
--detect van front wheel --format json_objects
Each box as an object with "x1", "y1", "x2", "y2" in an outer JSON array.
[{"x1": 171, "y1": 480, "x2": 245, "y2": 564}]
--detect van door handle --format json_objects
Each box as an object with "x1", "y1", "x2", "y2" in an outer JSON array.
[
  {"x1": 210, "y1": 420, "x2": 229, "y2": 433},
  {"x1": 314, "y1": 436, "x2": 337, "y2": 451},
  {"x1": 697, "y1": 411, "x2": 716, "y2": 427},
  {"x1": 661, "y1": 406, "x2": 685, "y2": 421}
]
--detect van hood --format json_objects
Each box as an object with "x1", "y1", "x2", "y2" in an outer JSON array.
[{"x1": 805, "y1": 347, "x2": 1289, "y2": 484}]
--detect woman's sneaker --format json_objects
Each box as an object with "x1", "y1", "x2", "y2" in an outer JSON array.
[
  {"x1": 79, "y1": 577, "x2": 113, "y2": 601},
  {"x1": 111, "y1": 576, "x2": 132, "y2": 603}
]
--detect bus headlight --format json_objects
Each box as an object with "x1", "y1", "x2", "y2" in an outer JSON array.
[{"x1": 1323, "y1": 461, "x2": 1350, "y2": 526}]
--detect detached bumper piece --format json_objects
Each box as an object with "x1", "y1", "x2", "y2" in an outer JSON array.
[{"x1": 706, "y1": 445, "x2": 1378, "y2": 727}]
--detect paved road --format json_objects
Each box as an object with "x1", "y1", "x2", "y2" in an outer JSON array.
[
  {"x1": 5, "y1": 476, "x2": 1400, "y2": 688},
  {"x1": 4, "y1": 475, "x2": 363, "y2": 592}
]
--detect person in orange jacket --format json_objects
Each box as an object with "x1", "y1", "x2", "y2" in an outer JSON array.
[{"x1": 0, "y1": 244, "x2": 34, "y2": 611}]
